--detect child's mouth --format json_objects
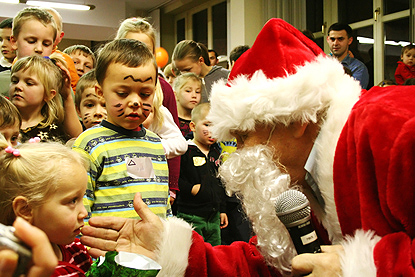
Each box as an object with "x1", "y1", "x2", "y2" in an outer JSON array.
[{"x1": 126, "y1": 113, "x2": 140, "y2": 120}]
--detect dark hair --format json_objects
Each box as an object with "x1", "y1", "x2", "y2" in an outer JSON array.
[
  {"x1": 0, "y1": 18, "x2": 13, "y2": 29},
  {"x1": 328, "y1": 22, "x2": 353, "y2": 38},
  {"x1": 229, "y1": 45, "x2": 250, "y2": 63},
  {"x1": 172, "y1": 40, "x2": 211, "y2": 66},
  {"x1": 95, "y1": 39, "x2": 157, "y2": 86},
  {"x1": 403, "y1": 78, "x2": 415, "y2": 86},
  {"x1": 301, "y1": 29, "x2": 316, "y2": 42},
  {"x1": 208, "y1": 49, "x2": 218, "y2": 58},
  {"x1": 401, "y1": 44, "x2": 415, "y2": 56}
]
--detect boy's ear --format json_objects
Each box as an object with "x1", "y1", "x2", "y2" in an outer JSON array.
[
  {"x1": 13, "y1": 196, "x2": 33, "y2": 223},
  {"x1": 95, "y1": 84, "x2": 103, "y2": 97},
  {"x1": 76, "y1": 106, "x2": 82, "y2": 118},
  {"x1": 10, "y1": 35, "x2": 18, "y2": 51},
  {"x1": 189, "y1": 121, "x2": 196, "y2": 132}
]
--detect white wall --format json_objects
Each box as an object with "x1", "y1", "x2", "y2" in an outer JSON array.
[{"x1": 0, "y1": 0, "x2": 127, "y2": 41}]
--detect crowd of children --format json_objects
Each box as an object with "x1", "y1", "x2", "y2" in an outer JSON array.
[{"x1": 0, "y1": 6, "x2": 244, "y2": 277}]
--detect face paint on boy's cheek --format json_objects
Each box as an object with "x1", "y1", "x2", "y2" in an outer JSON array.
[
  {"x1": 83, "y1": 113, "x2": 91, "y2": 124},
  {"x1": 142, "y1": 103, "x2": 152, "y2": 118},
  {"x1": 113, "y1": 103, "x2": 125, "y2": 117}
]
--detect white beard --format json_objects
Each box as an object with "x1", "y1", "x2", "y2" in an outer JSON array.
[{"x1": 219, "y1": 144, "x2": 297, "y2": 275}]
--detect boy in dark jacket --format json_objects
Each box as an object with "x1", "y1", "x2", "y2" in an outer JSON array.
[{"x1": 177, "y1": 103, "x2": 228, "y2": 246}]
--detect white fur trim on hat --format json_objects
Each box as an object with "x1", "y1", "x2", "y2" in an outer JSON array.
[{"x1": 208, "y1": 55, "x2": 359, "y2": 141}]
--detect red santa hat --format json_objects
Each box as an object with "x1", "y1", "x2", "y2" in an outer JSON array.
[{"x1": 208, "y1": 18, "x2": 360, "y2": 141}]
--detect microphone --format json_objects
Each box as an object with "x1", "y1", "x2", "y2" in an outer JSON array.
[{"x1": 275, "y1": 189, "x2": 322, "y2": 254}]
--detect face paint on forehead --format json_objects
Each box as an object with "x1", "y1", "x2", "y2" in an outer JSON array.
[{"x1": 124, "y1": 75, "x2": 153, "y2": 83}]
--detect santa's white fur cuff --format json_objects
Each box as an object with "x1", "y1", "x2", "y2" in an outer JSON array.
[{"x1": 340, "y1": 229, "x2": 381, "y2": 277}]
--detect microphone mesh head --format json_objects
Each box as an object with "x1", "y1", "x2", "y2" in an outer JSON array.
[{"x1": 275, "y1": 190, "x2": 310, "y2": 226}]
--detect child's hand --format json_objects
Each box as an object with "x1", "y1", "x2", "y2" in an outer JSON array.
[
  {"x1": 80, "y1": 193, "x2": 163, "y2": 262},
  {"x1": 54, "y1": 59, "x2": 72, "y2": 100},
  {"x1": 191, "y1": 184, "x2": 201, "y2": 195},
  {"x1": 220, "y1": 213, "x2": 228, "y2": 229},
  {"x1": 169, "y1": 190, "x2": 176, "y2": 205}
]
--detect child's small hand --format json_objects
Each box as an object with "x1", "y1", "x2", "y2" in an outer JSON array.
[
  {"x1": 191, "y1": 184, "x2": 201, "y2": 195},
  {"x1": 220, "y1": 213, "x2": 228, "y2": 229},
  {"x1": 54, "y1": 59, "x2": 72, "y2": 100}
]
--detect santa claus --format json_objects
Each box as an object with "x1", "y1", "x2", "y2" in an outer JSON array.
[{"x1": 76, "y1": 18, "x2": 415, "y2": 277}]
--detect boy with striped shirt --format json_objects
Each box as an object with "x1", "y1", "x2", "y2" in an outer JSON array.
[{"x1": 73, "y1": 39, "x2": 171, "y2": 222}]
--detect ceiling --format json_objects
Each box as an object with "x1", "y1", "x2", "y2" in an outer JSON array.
[
  {"x1": 124, "y1": 0, "x2": 173, "y2": 13},
  {"x1": 0, "y1": 0, "x2": 176, "y2": 42}
]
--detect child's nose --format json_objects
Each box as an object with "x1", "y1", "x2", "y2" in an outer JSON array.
[
  {"x1": 95, "y1": 106, "x2": 106, "y2": 117},
  {"x1": 34, "y1": 43, "x2": 43, "y2": 54},
  {"x1": 79, "y1": 204, "x2": 88, "y2": 220}
]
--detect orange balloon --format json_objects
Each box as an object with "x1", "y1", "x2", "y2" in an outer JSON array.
[{"x1": 155, "y1": 47, "x2": 169, "y2": 68}]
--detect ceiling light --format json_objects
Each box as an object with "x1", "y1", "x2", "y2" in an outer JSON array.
[
  {"x1": 25, "y1": 1, "x2": 95, "y2": 10},
  {"x1": 0, "y1": 0, "x2": 19, "y2": 4}
]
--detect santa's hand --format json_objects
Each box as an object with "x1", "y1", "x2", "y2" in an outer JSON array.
[
  {"x1": 80, "y1": 192, "x2": 163, "y2": 261},
  {"x1": 0, "y1": 217, "x2": 57, "y2": 277},
  {"x1": 291, "y1": 245, "x2": 343, "y2": 277}
]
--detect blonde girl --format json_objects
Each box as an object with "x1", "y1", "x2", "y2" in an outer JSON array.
[
  {"x1": 0, "y1": 136, "x2": 91, "y2": 275},
  {"x1": 9, "y1": 54, "x2": 81, "y2": 143},
  {"x1": 0, "y1": 95, "x2": 21, "y2": 146},
  {"x1": 116, "y1": 17, "x2": 187, "y2": 200},
  {"x1": 172, "y1": 40, "x2": 230, "y2": 103},
  {"x1": 173, "y1": 72, "x2": 202, "y2": 137}
]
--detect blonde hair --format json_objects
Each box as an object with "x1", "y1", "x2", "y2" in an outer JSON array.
[
  {"x1": 163, "y1": 63, "x2": 174, "y2": 78},
  {"x1": 191, "y1": 102, "x2": 210, "y2": 123},
  {"x1": 11, "y1": 54, "x2": 66, "y2": 127},
  {"x1": 173, "y1": 72, "x2": 202, "y2": 93},
  {"x1": 0, "y1": 136, "x2": 88, "y2": 225},
  {"x1": 12, "y1": 7, "x2": 57, "y2": 41},
  {"x1": 41, "y1": 7, "x2": 62, "y2": 33},
  {"x1": 148, "y1": 81, "x2": 164, "y2": 133},
  {"x1": 0, "y1": 96, "x2": 21, "y2": 129},
  {"x1": 115, "y1": 17, "x2": 156, "y2": 54}
]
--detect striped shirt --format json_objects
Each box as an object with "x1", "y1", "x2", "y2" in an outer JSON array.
[{"x1": 73, "y1": 120, "x2": 171, "y2": 221}]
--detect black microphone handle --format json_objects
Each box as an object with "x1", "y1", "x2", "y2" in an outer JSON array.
[{"x1": 286, "y1": 219, "x2": 322, "y2": 254}]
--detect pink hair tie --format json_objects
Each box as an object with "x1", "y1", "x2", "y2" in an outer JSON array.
[
  {"x1": 29, "y1": 137, "x2": 41, "y2": 143},
  {"x1": 4, "y1": 146, "x2": 20, "y2": 157}
]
